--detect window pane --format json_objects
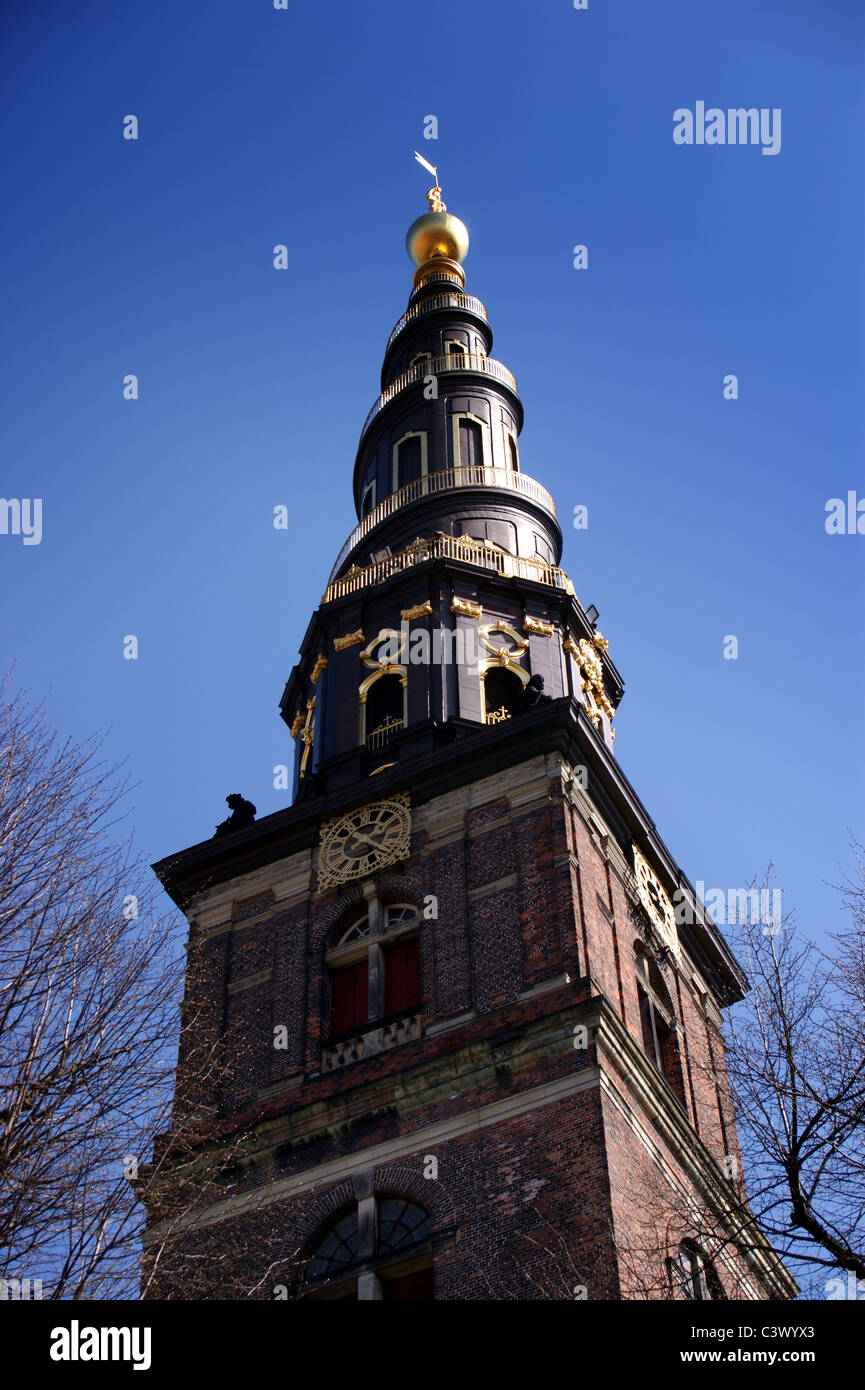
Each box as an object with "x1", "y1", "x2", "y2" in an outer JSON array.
[
  {"x1": 338, "y1": 915, "x2": 370, "y2": 945},
  {"x1": 378, "y1": 1199, "x2": 431, "y2": 1255},
  {"x1": 384, "y1": 905, "x2": 416, "y2": 929},
  {"x1": 308, "y1": 1210, "x2": 360, "y2": 1277}
]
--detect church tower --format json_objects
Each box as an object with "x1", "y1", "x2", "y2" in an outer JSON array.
[{"x1": 146, "y1": 175, "x2": 795, "y2": 1302}]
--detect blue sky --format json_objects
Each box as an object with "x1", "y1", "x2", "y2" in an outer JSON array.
[{"x1": 1, "y1": 0, "x2": 862, "y2": 953}]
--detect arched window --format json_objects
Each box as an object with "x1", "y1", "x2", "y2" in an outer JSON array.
[
  {"x1": 456, "y1": 416, "x2": 485, "y2": 472},
  {"x1": 393, "y1": 432, "x2": 425, "y2": 491},
  {"x1": 336, "y1": 904, "x2": 416, "y2": 947},
  {"x1": 328, "y1": 904, "x2": 421, "y2": 1042},
  {"x1": 634, "y1": 944, "x2": 677, "y2": 1083},
  {"x1": 358, "y1": 631, "x2": 408, "y2": 752},
  {"x1": 476, "y1": 622, "x2": 530, "y2": 727},
  {"x1": 533, "y1": 532, "x2": 553, "y2": 565},
  {"x1": 360, "y1": 479, "x2": 376, "y2": 518},
  {"x1": 507, "y1": 433, "x2": 519, "y2": 472},
  {"x1": 305, "y1": 1195, "x2": 433, "y2": 1300},
  {"x1": 378, "y1": 1198, "x2": 431, "y2": 1255},
  {"x1": 365, "y1": 673, "x2": 405, "y2": 751},
  {"x1": 309, "y1": 1209, "x2": 360, "y2": 1279},
  {"x1": 483, "y1": 666, "x2": 524, "y2": 725},
  {"x1": 668, "y1": 1241, "x2": 725, "y2": 1301}
]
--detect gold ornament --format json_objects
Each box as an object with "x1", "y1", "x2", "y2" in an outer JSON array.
[
  {"x1": 576, "y1": 639, "x2": 615, "y2": 720},
  {"x1": 317, "y1": 794, "x2": 412, "y2": 890},
  {"x1": 633, "y1": 847, "x2": 679, "y2": 958},
  {"x1": 406, "y1": 211, "x2": 469, "y2": 267},
  {"x1": 523, "y1": 616, "x2": 554, "y2": 637},
  {"x1": 401, "y1": 601, "x2": 434, "y2": 621},
  {"x1": 450, "y1": 597, "x2": 482, "y2": 619},
  {"x1": 298, "y1": 698, "x2": 316, "y2": 779},
  {"x1": 334, "y1": 630, "x2": 365, "y2": 651}
]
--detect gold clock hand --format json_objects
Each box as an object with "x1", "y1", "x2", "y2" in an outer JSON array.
[{"x1": 352, "y1": 832, "x2": 382, "y2": 850}]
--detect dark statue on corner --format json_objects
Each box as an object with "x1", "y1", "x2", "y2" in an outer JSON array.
[
  {"x1": 214, "y1": 793, "x2": 257, "y2": 837},
  {"x1": 518, "y1": 673, "x2": 552, "y2": 713}
]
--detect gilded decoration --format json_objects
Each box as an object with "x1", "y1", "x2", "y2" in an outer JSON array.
[
  {"x1": 450, "y1": 597, "x2": 482, "y2": 619},
  {"x1": 360, "y1": 628, "x2": 408, "y2": 668},
  {"x1": 323, "y1": 523, "x2": 573, "y2": 607},
  {"x1": 478, "y1": 621, "x2": 529, "y2": 673},
  {"x1": 573, "y1": 635, "x2": 615, "y2": 727},
  {"x1": 400, "y1": 601, "x2": 434, "y2": 622},
  {"x1": 358, "y1": 630, "x2": 409, "y2": 708},
  {"x1": 633, "y1": 846, "x2": 679, "y2": 960},
  {"x1": 317, "y1": 793, "x2": 412, "y2": 890},
  {"x1": 298, "y1": 698, "x2": 316, "y2": 780},
  {"x1": 523, "y1": 616, "x2": 554, "y2": 637},
  {"x1": 334, "y1": 629, "x2": 365, "y2": 651}
]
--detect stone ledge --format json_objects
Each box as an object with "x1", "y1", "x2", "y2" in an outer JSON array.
[
  {"x1": 517, "y1": 974, "x2": 571, "y2": 1001},
  {"x1": 426, "y1": 1010, "x2": 477, "y2": 1037},
  {"x1": 468, "y1": 873, "x2": 517, "y2": 902},
  {"x1": 256, "y1": 1074, "x2": 304, "y2": 1100},
  {"x1": 227, "y1": 968, "x2": 273, "y2": 995}
]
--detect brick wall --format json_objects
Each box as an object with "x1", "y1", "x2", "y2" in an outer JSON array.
[{"x1": 147, "y1": 752, "x2": 786, "y2": 1301}]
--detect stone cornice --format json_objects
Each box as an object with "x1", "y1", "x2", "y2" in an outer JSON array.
[{"x1": 153, "y1": 701, "x2": 746, "y2": 1000}]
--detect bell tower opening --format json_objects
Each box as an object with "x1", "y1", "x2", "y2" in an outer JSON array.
[
  {"x1": 364, "y1": 673, "x2": 405, "y2": 749},
  {"x1": 483, "y1": 666, "x2": 523, "y2": 724}
]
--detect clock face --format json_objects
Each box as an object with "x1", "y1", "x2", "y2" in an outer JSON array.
[
  {"x1": 318, "y1": 795, "x2": 411, "y2": 889},
  {"x1": 633, "y1": 846, "x2": 679, "y2": 958}
]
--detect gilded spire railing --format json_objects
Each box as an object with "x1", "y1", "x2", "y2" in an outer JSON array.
[
  {"x1": 324, "y1": 531, "x2": 574, "y2": 605},
  {"x1": 327, "y1": 465, "x2": 557, "y2": 584},
  {"x1": 360, "y1": 352, "x2": 517, "y2": 441}
]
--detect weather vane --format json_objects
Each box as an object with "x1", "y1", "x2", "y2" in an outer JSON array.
[{"x1": 413, "y1": 150, "x2": 446, "y2": 213}]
